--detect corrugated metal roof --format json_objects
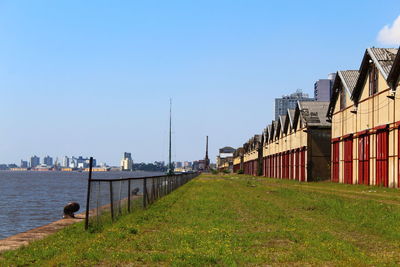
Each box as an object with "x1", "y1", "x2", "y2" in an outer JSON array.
[
  {"x1": 368, "y1": 48, "x2": 398, "y2": 79},
  {"x1": 298, "y1": 101, "x2": 331, "y2": 127},
  {"x1": 338, "y1": 70, "x2": 359, "y2": 94},
  {"x1": 352, "y1": 48, "x2": 398, "y2": 102},
  {"x1": 327, "y1": 70, "x2": 358, "y2": 118},
  {"x1": 388, "y1": 47, "x2": 400, "y2": 88}
]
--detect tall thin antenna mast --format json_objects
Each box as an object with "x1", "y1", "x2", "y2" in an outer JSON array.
[
  {"x1": 168, "y1": 98, "x2": 173, "y2": 175},
  {"x1": 205, "y1": 136, "x2": 210, "y2": 171}
]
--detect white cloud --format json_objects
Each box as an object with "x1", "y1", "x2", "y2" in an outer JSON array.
[{"x1": 377, "y1": 16, "x2": 400, "y2": 46}]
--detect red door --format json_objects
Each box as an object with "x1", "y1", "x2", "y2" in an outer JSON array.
[
  {"x1": 286, "y1": 151, "x2": 290, "y2": 179},
  {"x1": 282, "y1": 152, "x2": 286, "y2": 178},
  {"x1": 290, "y1": 151, "x2": 293, "y2": 179},
  {"x1": 265, "y1": 157, "x2": 267, "y2": 177},
  {"x1": 398, "y1": 127, "x2": 400, "y2": 188},
  {"x1": 344, "y1": 137, "x2": 353, "y2": 184},
  {"x1": 279, "y1": 153, "x2": 282, "y2": 179},
  {"x1": 358, "y1": 134, "x2": 369, "y2": 185},
  {"x1": 295, "y1": 149, "x2": 300, "y2": 181},
  {"x1": 376, "y1": 129, "x2": 388, "y2": 187},
  {"x1": 332, "y1": 141, "x2": 339, "y2": 182},
  {"x1": 263, "y1": 157, "x2": 266, "y2": 177},
  {"x1": 300, "y1": 148, "x2": 306, "y2": 182},
  {"x1": 277, "y1": 154, "x2": 280, "y2": 178},
  {"x1": 268, "y1": 156, "x2": 271, "y2": 177},
  {"x1": 272, "y1": 155, "x2": 275, "y2": 178}
]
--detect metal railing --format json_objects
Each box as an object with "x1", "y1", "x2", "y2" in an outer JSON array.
[{"x1": 84, "y1": 158, "x2": 199, "y2": 230}]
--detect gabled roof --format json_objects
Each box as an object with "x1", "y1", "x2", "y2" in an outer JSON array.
[
  {"x1": 287, "y1": 109, "x2": 295, "y2": 131},
  {"x1": 263, "y1": 127, "x2": 268, "y2": 142},
  {"x1": 388, "y1": 47, "x2": 400, "y2": 89},
  {"x1": 243, "y1": 141, "x2": 249, "y2": 152},
  {"x1": 327, "y1": 70, "x2": 359, "y2": 118},
  {"x1": 283, "y1": 112, "x2": 291, "y2": 134},
  {"x1": 273, "y1": 120, "x2": 279, "y2": 140},
  {"x1": 247, "y1": 135, "x2": 262, "y2": 151},
  {"x1": 275, "y1": 116, "x2": 285, "y2": 139},
  {"x1": 266, "y1": 124, "x2": 272, "y2": 142},
  {"x1": 293, "y1": 104, "x2": 301, "y2": 131},
  {"x1": 270, "y1": 121, "x2": 278, "y2": 141},
  {"x1": 352, "y1": 48, "x2": 398, "y2": 102},
  {"x1": 233, "y1": 147, "x2": 244, "y2": 157},
  {"x1": 219, "y1": 147, "x2": 235, "y2": 154},
  {"x1": 279, "y1": 115, "x2": 286, "y2": 131},
  {"x1": 298, "y1": 101, "x2": 331, "y2": 127}
]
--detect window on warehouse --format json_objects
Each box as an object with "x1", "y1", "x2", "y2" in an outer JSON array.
[{"x1": 369, "y1": 64, "x2": 378, "y2": 96}]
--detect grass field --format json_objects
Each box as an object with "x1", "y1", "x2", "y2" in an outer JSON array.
[{"x1": 1, "y1": 174, "x2": 400, "y2": 266}]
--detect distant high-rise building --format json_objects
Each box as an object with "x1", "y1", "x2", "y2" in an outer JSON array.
[
  {"x1": 314, "y1": 73, "x2": 336, "y2": 101},
  {"x1": 43, "y1": 155, "x2": 53, "y2": 166},
  {"x1": 20, "y1": 160, "x2": 28, "y2": 168},
  {"x1": 275, "y1": 89, "x2": 314, "y2": 120},
  {"x1": 184, "y1": 161, "x2": 192, "y2": 168},
  {"x1": 62, "y1": 156, "x2": 70, "y2": 168},
  {"x1": 85, "y1": 158, "x2": 96, "y2": 168},
  {"x1": 30, "y1": 155, "x2": 40, "y2": 168},
  {"x1": 121, "y1": 152, "x2": 133, "y2": 171},
  {"x1": 175, "y1": 162, "x2": 183, "y2": 168},
  {"x1": 76, "y1": 156, "x2": 85, "y2": 166},
  {"x1": 192, "y1": 161, "x2": 200, "y2": 171},
  {"x1": 69, "y1": 158, "x2": 77, "y2": 168}
]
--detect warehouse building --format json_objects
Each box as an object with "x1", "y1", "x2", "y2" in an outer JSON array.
[
  {"x1": 232, "y1": 147, "x2": 244, "y2": 173},
  {"x1": 263, "y1": 101, "x2": 331, "y2": 181},
  {"x1": 243, "y1": 135, "x2": 263, "y2": 176},
  {"x1": 216, "y1": 146, "x2": 236, "y2": 172},
  {"x1": 327, "y1": 70, "x2": 359, "y2": 184},
  {"x1": 327, "y1": 47, "x2": 399, "y2": 187}
]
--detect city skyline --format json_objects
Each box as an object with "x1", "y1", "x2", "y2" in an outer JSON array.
[
  {"x1": 0, "y1": 1, "x2": 399, "y2": 165},
  {"x1": 0, "y1": 153, "x2": 202, "y2": 169}
]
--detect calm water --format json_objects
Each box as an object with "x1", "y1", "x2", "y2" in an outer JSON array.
[{"x1": 0, "y1": 171, "x2": 162, "y2": 239}]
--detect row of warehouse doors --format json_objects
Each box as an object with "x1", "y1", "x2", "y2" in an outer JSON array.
[
  {"x1": 263, "y1": 148, "x2": 306, "y2": 181},
  {"x1": 243, "y1": 160, "x2": 258, "y2": 176},
  {"x1": 332, "y1": 129, "x2": 389, "y2": 186}
]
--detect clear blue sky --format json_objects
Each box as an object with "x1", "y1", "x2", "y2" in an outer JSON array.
[{"x1": 0, "y1": 1, "x2": 398, "y2": 165}]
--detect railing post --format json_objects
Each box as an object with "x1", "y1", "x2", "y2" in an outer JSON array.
[
  {"x1": 109, "y1": 181, "x2": 114, "y2": 221},
  {"x1": 84, "y1": 157, "x2": 93, "y2": 230},
  {"x1": 128, "y1": 179, "x2": 131, "y2": 213},
  {"x1": 143, "y1": 178, "x2": 147, "y2": 208}
]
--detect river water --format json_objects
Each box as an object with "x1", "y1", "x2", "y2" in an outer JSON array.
[{"x1": 0, "y1": 171, "x2": 162, "y2": 239}]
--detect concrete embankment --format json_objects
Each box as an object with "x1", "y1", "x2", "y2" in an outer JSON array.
[
  {"x1": 0, "y1": 215, "x2": 84, "y2": 252},
  {"x1": 0, "y1": 194, "x2": 141, "y2": 252}
]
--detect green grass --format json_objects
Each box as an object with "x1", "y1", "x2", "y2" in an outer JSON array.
[{"x1": 2, "y1": 174, "x2": 400, "y2": 266}]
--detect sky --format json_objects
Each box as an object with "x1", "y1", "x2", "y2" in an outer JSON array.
[{"x1": 0, "y1": 1, "x2": 400, "y2": 166}]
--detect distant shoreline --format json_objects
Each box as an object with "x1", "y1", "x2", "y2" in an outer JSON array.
[{"x1": 0, "y1": 169, "x2": 158, "y2": 172}]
